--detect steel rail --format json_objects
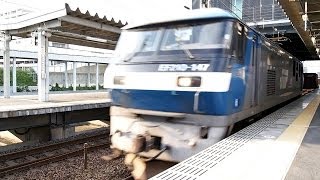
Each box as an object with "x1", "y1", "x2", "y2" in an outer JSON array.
[
  {"x1": 0, "y1": 142, "x2": 109, "y2": 177},
  {"x1": 0, "y1": 130, "x2": 109, "y2": 162}
]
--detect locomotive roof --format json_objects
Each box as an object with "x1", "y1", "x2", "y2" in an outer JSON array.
[
  {"x1": 122, "y1": 8, "x2": 301, "y2": 62},
  {"x1": 124, "y1": 8, "x2": 237, "y2": 29}
]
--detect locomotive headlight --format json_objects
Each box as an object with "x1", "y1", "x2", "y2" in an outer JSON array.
[
  {"x1": 114, "y1": 76, "x2": 126, "y2": 85},
  {"x1": 177, "y1": 76, "x2": 201, "y2": 87}
]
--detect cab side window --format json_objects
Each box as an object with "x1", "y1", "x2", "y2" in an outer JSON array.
[
  {"x1": 231, "y1": 22, "x2": 247, "y2": 64},
  {"x1": 293, "y1": 61, "x2": 296, "y2": 77}
]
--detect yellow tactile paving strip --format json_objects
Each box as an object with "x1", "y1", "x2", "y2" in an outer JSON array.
[
  {"x1": 278, "y1": 95, "x2": 320, "y2": 142},
  {"x1": 276, "y1": 95, "x2": 320, "y2": 179},
  {"x1": 152, "y1": 93, "x2": 319, "y2": 180},
  {"x1": 201, "y1": 96, "x2": 320, "y2": 180},
  {"x1": 200, "y1": 95, "x2": 320, "y2": 180}
]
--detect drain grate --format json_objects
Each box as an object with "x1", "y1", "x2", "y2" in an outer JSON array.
[{"x1": 151, "y1": 93, "x2": 316, "y2": 180}]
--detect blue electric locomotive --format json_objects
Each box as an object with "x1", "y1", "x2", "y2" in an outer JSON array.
[{"x1": 104, "y1": 8, "x2": 303, "y2": 162}]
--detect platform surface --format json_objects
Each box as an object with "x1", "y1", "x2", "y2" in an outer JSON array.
[
  {"x1": 152, "y1": 90, "x2": 320, "y2": 180},
  {"x1": 0, "y1": 91, "x2": 111, "y2": 118},
  {"x1": 285, "y1": 100, "x2": 320, "y2": 179}
]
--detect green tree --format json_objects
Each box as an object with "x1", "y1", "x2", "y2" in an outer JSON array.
[
  {"x1": 0, "y1": 68, "x2": 37, "y2": 86},
  {"x1": 0, "y1": 68, "x2": 3, "y2": 85},
  {"x1": 16, "y1": 69, "x2": 37, "y2": 86}
]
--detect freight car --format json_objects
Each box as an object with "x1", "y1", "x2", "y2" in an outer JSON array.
[{"x1": 303, "y1": 73, "x2": 318, "y2": 89}]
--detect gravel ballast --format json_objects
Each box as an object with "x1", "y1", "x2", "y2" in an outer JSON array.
[{"x1": 2, "y1": 147, "x2": 131, "y2": 180}]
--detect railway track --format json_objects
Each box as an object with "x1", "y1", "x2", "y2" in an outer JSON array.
[
  {"x1": 0, "y1": 131, "x2": 110, "y2": 177},
  {"x1": 302, "y1": 88, "x2": 315, "y2": 95}
]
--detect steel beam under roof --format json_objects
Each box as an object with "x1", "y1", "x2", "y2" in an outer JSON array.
[
  {"x1": 0, "y1": 3, "x2": 126, "y2": 50},
  {"x1": 0, "y1": 50, "x2": 110, "y2": 64},
  {"x1": 278, "y1": 0, "x2": 318, "y2": 60}
]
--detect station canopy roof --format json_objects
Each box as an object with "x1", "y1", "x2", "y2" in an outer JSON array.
[
  {"x1": 0, "y1": 2, "x2": 127, "y2": 50},
  {"x1": 279, "y1": 0, "x2": 320, "y2": 60}
]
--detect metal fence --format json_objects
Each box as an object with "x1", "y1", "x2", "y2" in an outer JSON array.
[
  {"x1": 242, "y1": 0, "x2": 287, "y2": 23},
  {"x1": 206, "y1": 0, "x2": 288, "y2": 23}
]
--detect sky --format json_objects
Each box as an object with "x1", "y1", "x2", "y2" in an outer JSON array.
[{"x1": 0, "y1": 0, "x2": 192, "y2": 24}]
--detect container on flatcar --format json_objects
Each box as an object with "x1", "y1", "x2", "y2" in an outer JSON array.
[{"x1": 303, "y1": 73, "x2": 319, "y2": 89}]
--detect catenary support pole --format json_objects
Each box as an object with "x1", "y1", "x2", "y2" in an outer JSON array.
[
  {"x1": 2, "y1": 31, "x2": 11, "y2": 98},
  {"x1": 95, "y1": 63, "x2": 99, "y2": 90},
  {"x1": 64, "y1": 61, "x2": 68, "y2": 88},
  {"x1": 12, "y1": 57, "x2": 17, "y2": 93},
  {"x1": 87, "y1": 62, "x2": 90, "y2": 87},
  {"x1": 37, "y1": 29, "x2": 51, "y2": 102},
  {"x1": 73, "y1": 62, "x2": 77, "y2": 91}
]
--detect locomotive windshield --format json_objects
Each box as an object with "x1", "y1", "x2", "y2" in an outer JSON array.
[{"x1": 114, "y1": 20, "x2": 234, "y2": 62}]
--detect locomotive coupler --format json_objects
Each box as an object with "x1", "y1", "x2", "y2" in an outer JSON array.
[
  {"x1": 111, "y1": 131, "x2": 146, "y2": 153},
  {"x1": 111, "y1": 131, "x2": 161, "y2": 154}
]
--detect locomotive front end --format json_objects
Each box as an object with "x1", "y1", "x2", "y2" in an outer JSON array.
[{"x1": 104, "y1": 13, "x2": 247, "y2": 162}]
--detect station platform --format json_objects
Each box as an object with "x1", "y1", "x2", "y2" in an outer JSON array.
[
  {"x1": 152, "y1": 90, "x2": 320, "y2": 180},
  {"x1": 0, "y1": 91, "x2": 110, "y2": 118},
  {"x1": 0, "y1": 91, "x2": 111, "y2": 131}
]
